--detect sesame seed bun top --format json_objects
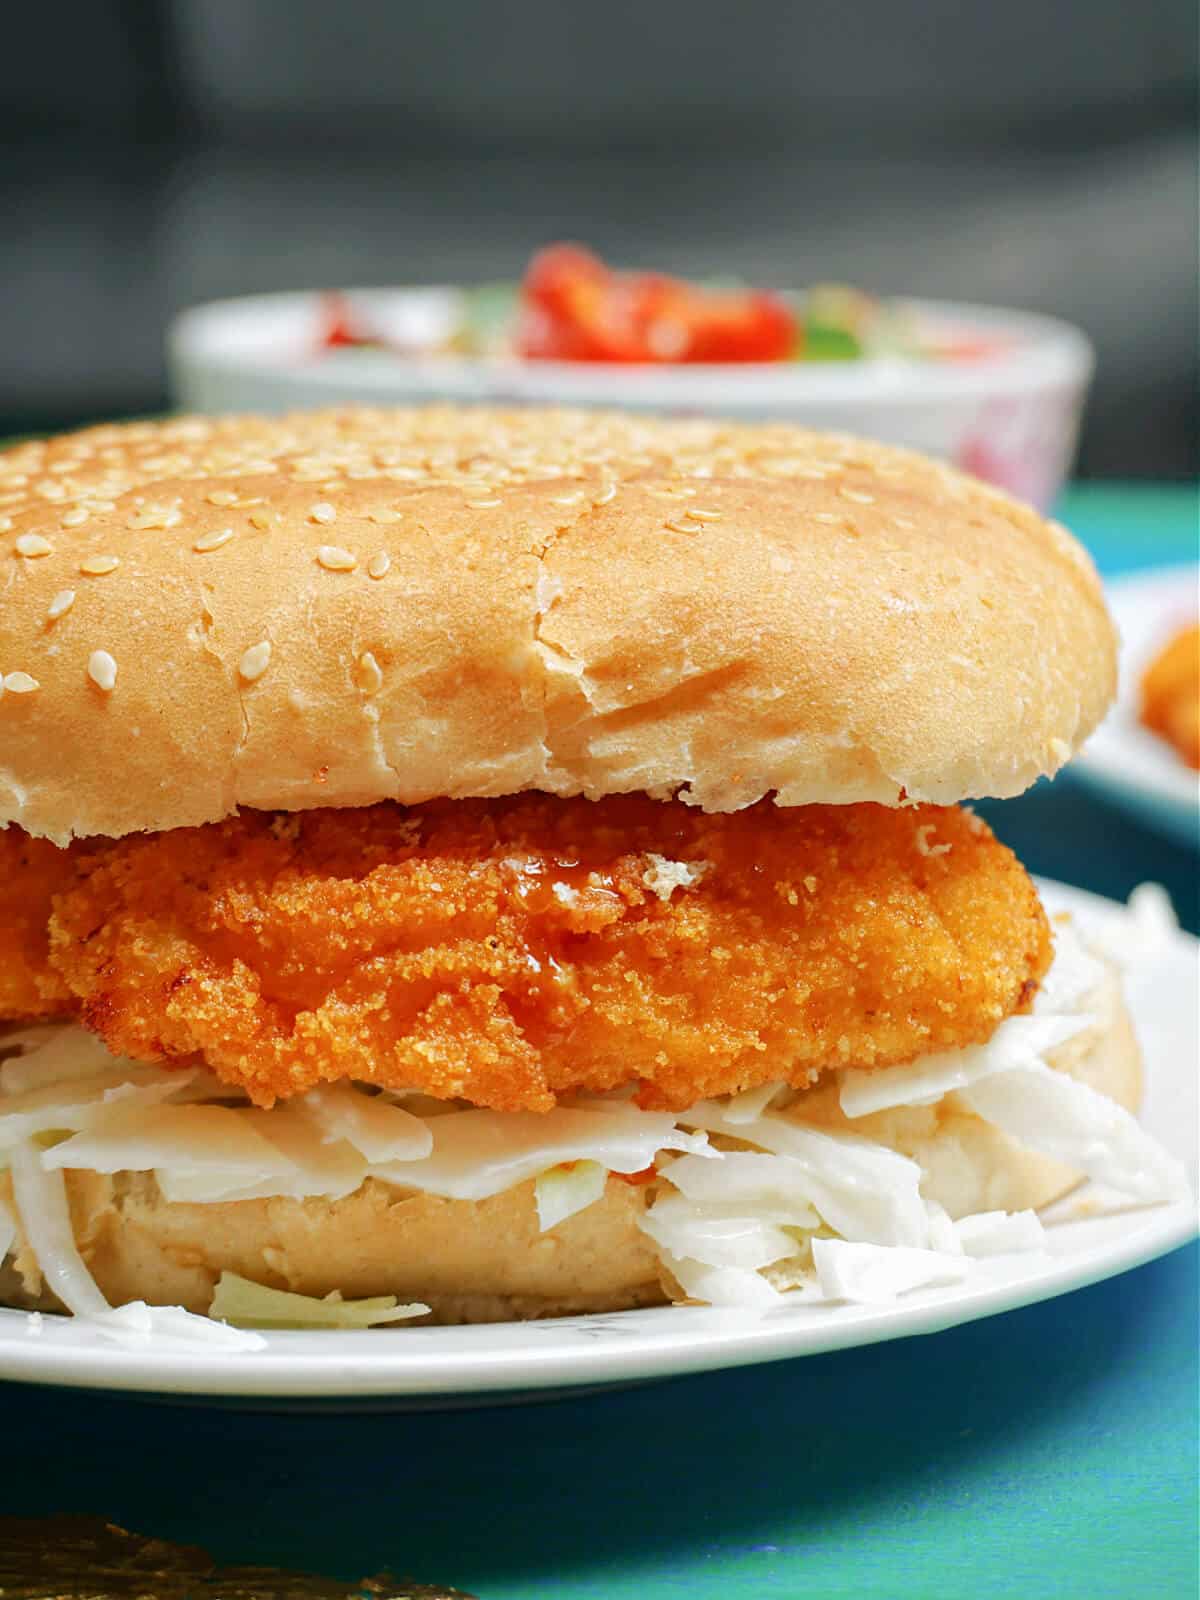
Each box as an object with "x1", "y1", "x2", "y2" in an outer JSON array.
[{"x1": 0, "y1": 407, "x2": 1115, "y2": 842}]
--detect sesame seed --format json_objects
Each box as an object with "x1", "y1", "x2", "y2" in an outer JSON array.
[
  {"x1": 664, "y1": 519, "x2": 700, "y2": 536},
  {"x1": 206, "y1": 490, "x2": 239, "y2": 507},
  {"x1": 239, "y1": 641, "x2": 272, "y2": 682},
  {"x1": 465, "y1": 498, "x2": 502, "y2": 509},
  {"x1": 367, "y1": 551, "x2": 392, "y2": 579},
  {"x1": 591, "y1": 481, "x2": 617, "y2": 506},
  {"x1": 367, "y1": 508, "x2": 403, "y2": 525},
  {"x1": 0, "y1": 517, "x2": 11, "y2": 533},
  {"x1": 839, "y1": 487, "x2": 875, "y2": 505},
  {"x1": 247, "y1": 510, "x2": 276, "y2": 530},
  {"x1": 60, "y1": 507, "x2": 90, "y2": 527},
  {"x1": 193, "y1": 528, "x2": 234, "y2": 553},
  {"x1": 127, "y1": 507, "x2": 182, "y2": 530},
  {"x1": 686, "y1": 507, "x2": 722, "y2": 522},
  {"x1": 356, "y1": 651, "x2": 384, "y2": 695},
  {"x1": 3, "y1": 671, "x2": 39, "y2": 694},
  {"x1": 46, "y1": 589, "x2": 76, "y2": 621},
  {"x1": 79, "y1": 554, "x2": 120, "y2": 576},
  {"x1": 316, "y1": 545, "x2": 357, "y2": 572},
  {"x1": 812, "y1": 512, "x2": 839, "y2": 524},
  {"x1": 15, "y1": 534, "x2": 53, "y2": 558},
  {"x1": 309, "y1": 502, "x2": 337, "y2": 525},
  {"x1": 550, "y1": 492, "x2": 585, "y2": 507},
  {"x1": 87, "y1": 650, "x2": 118, "y2": 692}
]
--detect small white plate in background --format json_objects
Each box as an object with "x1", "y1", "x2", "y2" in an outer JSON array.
[{"x1": 1073, "y1": 566, "x2": 1199, "y2": 848}]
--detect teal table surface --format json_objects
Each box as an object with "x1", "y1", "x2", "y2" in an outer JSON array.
[{"x1": 1, "y1": 483, "x2": 1197, "y2": 1599}]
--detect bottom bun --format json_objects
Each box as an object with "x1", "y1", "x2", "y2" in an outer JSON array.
[{"x1": 4, "y1": 967, "x2": 1140, "y2": 1323}]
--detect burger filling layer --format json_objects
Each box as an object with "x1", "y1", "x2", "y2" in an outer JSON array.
[
  {"x1": 0, "y1": 800, "x2": 1185, "y2": 1332},
  {"x1": 0, "y1": 913, "x2": 1184, "y2": 1328}
]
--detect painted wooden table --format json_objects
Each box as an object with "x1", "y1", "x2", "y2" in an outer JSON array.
[{"x1": 0, "y1": 484, "x2": 1196, "y2": 1599}]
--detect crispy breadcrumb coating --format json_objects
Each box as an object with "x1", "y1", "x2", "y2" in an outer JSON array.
[
  {"x1": 1140, "y1": 623, "x2": 1199, "y2": 769},
  {"x1": 43, "y1": 797, "x2": 1051, "y2": 1111},
  {"x1": 0, "y1": 830, "x2": 81, "y2": 1020}
]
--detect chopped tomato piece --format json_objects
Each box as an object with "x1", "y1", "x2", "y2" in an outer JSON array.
[
  {"x1": 515, "y1": 244, "x2": 796, "y2": 364},
  {"x1": 318, "y1": 293, "x2": 379, "y2": 351}
]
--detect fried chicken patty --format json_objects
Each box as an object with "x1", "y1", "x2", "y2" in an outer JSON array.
[
  {"x1": 37, "y1": 796, "x2": 1051, "y2": 1112},
  {"x1": 0, "y1": 831, "x2": 81, "y2": 1021}
]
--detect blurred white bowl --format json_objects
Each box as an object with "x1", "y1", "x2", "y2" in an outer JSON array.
[{"x1": 168, "y1": 290, "x2": 1093, "y2": 509}]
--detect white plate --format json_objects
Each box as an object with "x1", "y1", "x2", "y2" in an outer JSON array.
[
  {"x1": 0, "y1": 879, "x2": 1194, "y2": 1405},
  {"x1": 1072, "y1": 566, "x2": 1199, "y2": 848}
]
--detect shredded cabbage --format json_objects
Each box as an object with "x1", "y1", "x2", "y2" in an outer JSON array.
[
  {"x1": 0, "y1": 1025, "x2": 128, "y2": 1092},
  {"x1": 208, "y1": 1271, "x2": 428, "y2": 1330},
  {"x1": 924, "y1": 1198, "x2": 964, "y2": 1255},
  {"x1": 813, "y1": 1238, "x2": 970, "y2": 1304},
  {"x1": 722, "y1": 1081, "x2": 786, "y2": 1124},
  {"x1": 9, "y1": 1144, "x2": 109, "y2": 1317},
  {"x1": 370, "y1": 1103, "x2": 711, "y2": 1201},
  {"x1": 954, "y1": 1209, "x2": 1046, "y2": 1256},
  {"x1": 302, "y1": 1082, "x2": 433, "y2": 1163},
  {"x1": 660, "y1": 1151, "x2": 819, "y2": 1229},
  {"x1": 0, "y1": 1194, "x2": 15, "y2": 1266},
  {"x1": 838, "y1": 1013, "x2": 1092, "y2": 1119},
  {"x1": 0, "y1": 1067, "x2": 201, "y2": 1149},
  {"x1": 41, "y1": 1103, "x2": 331, "y2": 1193},
  {"x1": 87, "y1": 1300, "x2": 267, "y2": 1352},
  {"x1": 1033, "y1": 918, "x2": 1108, "y2": 1013},
  {"x1": 535, "y1": 1160, "x2": 608, "y2": 1231},
  {"x1": 679, "y1": 1103, "x2": 929, "y2": 1248},
  {"x1": 958, "y1": 1062, "x2": 1188, "y2": 1203},
  {"x1": 662, "y1": 1252, "x2": 782, "y2": 1308},
  {"x1": 1086, "y1": 883, "x2": 1180, "y2": 972},
  {"x1": 639, "y1": 1193, "x2": 800, "y2": 1270}
]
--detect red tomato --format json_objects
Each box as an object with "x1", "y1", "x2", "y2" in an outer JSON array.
[
  {"x1": 515, "y1": 244, "x2": 796, "y2": 364},
  {"x1": 319, "y1": 293, "x2": 358, "y2": 348}
]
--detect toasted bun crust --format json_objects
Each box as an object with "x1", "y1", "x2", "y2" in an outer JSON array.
[
  {"x1": 2, "y1": 970, "x2": 1138, "y2": 1322},
  {"x1": 0, "y1": 409, "x2": 1115, "y2": 842}
]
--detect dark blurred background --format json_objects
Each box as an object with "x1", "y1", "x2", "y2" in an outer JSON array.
[{"x1": 1, "y1": 0, "x2": 1196, "y2": 475}]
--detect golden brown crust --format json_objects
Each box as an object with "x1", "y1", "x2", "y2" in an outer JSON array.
[
  {"x1": 46, "y1": 797, "x2": 1051, "y2": 1111},
  {"x1": 0, "y1": 830, "x2": 81, "y2": 1020},
  {"x1": 1, "y1": 975, "x2": 1138, "y2": 1323},
  {"x1": 0, "y1": 409, "x2": 1115, "y2": 841}
]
